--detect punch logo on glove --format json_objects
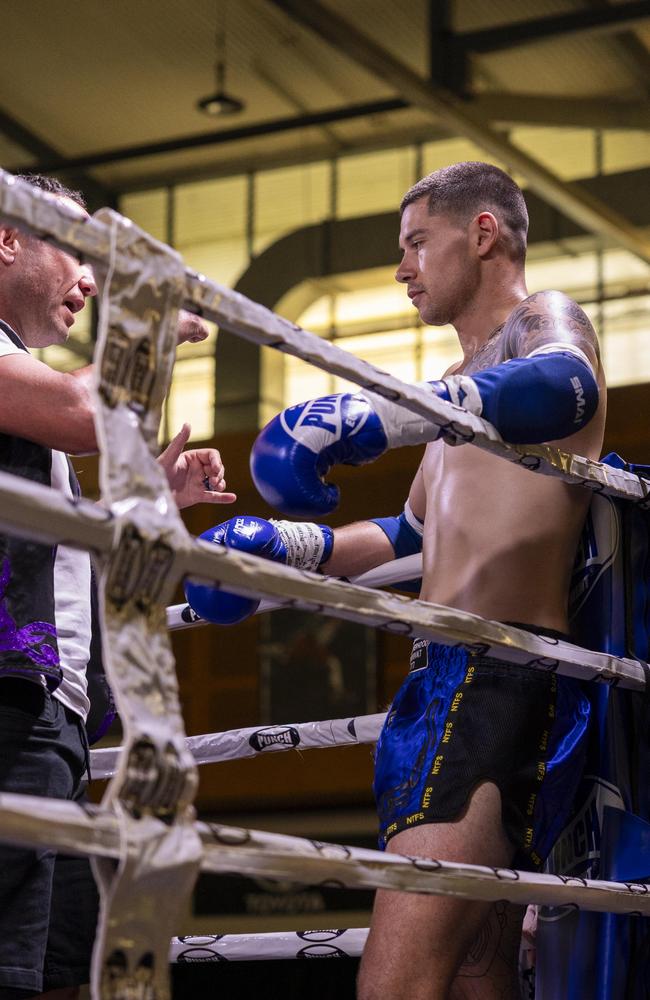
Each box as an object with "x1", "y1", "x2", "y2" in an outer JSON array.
[
  {"x1": 281, "y1": 394, "x2": 371, "y2": 452},
  {"x1": 251, "y1": 391, "x2": 391, "y2": 516}
]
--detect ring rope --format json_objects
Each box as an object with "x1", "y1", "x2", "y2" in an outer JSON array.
[
  {"x1": 0, "y1": 472, "x2": 641, "y2": 691},
  {"x1": 200, "y1": 823, "x2": 650, "y2": 916},
  {"x1": 169, "y1": 928, "x2": 368, "y2": 962},
  {"x1": 129, "y1": 546, "x2": 650, "y2": 690},
  {"x1": 166, "y1": 553, "x2": 424, "y2": 629},
  {"x1": 0, "y1": 793, "x2": 647, "y2": 918},
  {"x1": 91, "y1": 712, "x2": 386, "y2": 779}
]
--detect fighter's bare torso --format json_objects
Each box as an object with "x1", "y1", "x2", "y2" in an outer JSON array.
[{"x1": 410, "y1": 290, "x2": 606, "y2": 633}]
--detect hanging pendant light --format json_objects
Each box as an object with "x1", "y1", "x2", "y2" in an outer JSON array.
[{"x1": 197, "y1": 1, "x2": 245, "y2": 118}]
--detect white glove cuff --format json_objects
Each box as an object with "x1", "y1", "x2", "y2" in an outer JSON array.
[
  {"x1": 271, "y1": 520, "x2": 327, "y2": 571},
  {"x1": 440, "y1": 374, "x2": 483, "y2": 416},
  {"x1": 361, "y1": 381, "x2": 443, "y2": 449}
]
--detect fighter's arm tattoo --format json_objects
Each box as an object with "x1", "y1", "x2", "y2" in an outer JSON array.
[{"x1": 500, "y1": 290, "x2": 601, "y2": 371}]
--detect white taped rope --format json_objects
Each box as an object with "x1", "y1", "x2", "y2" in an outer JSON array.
[
  {"x1": 0, "y1": 795, "x2": 647, "y2": 917},
  {"x1": 165, "y1": 545, "x2": 649, "y2": 691},
  {"x1": 166, "y1": 553, "x2": 423, "y2": 629},
  {"x1": 0, "y1": 173, "x2": 643, "y2": 687},
  {"x1": 0, "y1": 169, "x2": 648, "y2": 507},
  {"x1": 184, "y1": 277, "x2": 648, "y2": 505},
  {"x1": 0, "y1": 472, "x2": 643, "y2": 691},
  {"x1": 200, "y1": 823, "x2": 650, "y2": 916},
  {"x1": 169, "y1": 928, "x2": 368, "y2": 962},
  {"x1": 91, "y1": 712, "x2": 386, "y2": 780}
]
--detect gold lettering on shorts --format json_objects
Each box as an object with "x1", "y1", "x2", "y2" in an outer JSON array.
[
  {"x1": 422, "y1": 786, "x2": 433, "y2": 809},
  {"x1": 406, "y1": 812, "x2": 425, "y2": 825},
  {"x1": 451, "y1": 692, "x2": 463, "y2": 712},
  {"x1": 442, "y1": 721, "x2": 454, "y2": 743},
  {"x1": 464, "y1": 665, "x2": 475, "y2": 684},
  {"x1": 432, "y1": 754, "x2": 444, "y2": 775}
]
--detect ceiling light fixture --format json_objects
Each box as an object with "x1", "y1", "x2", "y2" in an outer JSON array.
[{"x1": 197, "y1": 1, "x2": 245, "y2": 118}]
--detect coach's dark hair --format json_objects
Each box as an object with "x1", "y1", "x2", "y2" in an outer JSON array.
[
  {"x1": 400, "y1": 162, "x2": 528, "y2": 262},
  {"x1": 15, "y1": 173, "x2": 86, "y2": 211}
]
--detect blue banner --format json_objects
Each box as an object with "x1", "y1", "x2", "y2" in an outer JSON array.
[{"x1": 535, "y1": 458, "x2": 650, "y2": 998}]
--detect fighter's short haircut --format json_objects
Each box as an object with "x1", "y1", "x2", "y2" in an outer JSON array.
[
  {"x1": 15, "y1": 173, "x2": 86, "y2": 211},
  {"x1": 400, "y1": 161, "x2": 529, "y2": 262}
]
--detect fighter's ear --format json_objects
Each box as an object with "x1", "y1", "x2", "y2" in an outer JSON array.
[
  {"x1": 473, "y1": 211, "x2": 499, "y2": 258},
  {"x1": 0, "y1": 226, "x2": 20, "y2": 266}
]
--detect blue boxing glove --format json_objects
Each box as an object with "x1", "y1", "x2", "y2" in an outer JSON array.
[
  {"x1": 250, "y1": 389, "x2": 441, "y2": 517},
  {"x1": 250, "y1": 343, "x2": 598, "y2": 516},
  {"x1": 185, "y1": 515, "x2": 334, "y2": 625}
]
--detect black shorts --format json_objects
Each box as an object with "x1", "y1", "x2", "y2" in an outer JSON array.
[
  {"x1": 0, "y1": 679, "x2": 99, "y2": 998},
  {"x1": 374, "y1": 636, "x2": 591, "y2": 870}
]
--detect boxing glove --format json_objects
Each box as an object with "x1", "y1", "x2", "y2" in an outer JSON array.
[
  {"x1": 250, "y1": 345, "x2": 598, "y2": 516},
  {"x1": 185, "y1": 515, "x2": 333, "y2": 625}
]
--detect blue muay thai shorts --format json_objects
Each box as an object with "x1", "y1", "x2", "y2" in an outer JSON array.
[{"x1": 374, "y1": 629, "x2": 591, "y2": 870}]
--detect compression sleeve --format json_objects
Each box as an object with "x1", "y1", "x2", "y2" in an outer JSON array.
[
  {"x1": 435, "y1": 343, "x2": 598, "y2": 444},
  {"x1": 370, "y1": 500, "x2": 424, "y2": 558}
]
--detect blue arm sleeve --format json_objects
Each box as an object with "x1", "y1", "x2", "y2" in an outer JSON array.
[
  {"x1": 437, "y1": 349, "x2": 599, "y2": 444},
  {"x1": 370, "y1": 502, "x2": 424, "y2": 559},
  {"x1": 369, "y1": 503, "x2": 423, "y2": 593}
]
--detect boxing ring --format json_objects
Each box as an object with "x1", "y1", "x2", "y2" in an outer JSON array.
[{"x1": 0, "y1": 171, "x2": 649, "y2": 998}]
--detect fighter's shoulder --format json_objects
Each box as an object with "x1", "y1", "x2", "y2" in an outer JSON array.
[{"x1": 501, "y1": 290, "x2": 600, "y2": 366}]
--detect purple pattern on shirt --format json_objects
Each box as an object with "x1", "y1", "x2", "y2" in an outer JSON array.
[{"x1": 0, "y1": 557, "x2": 60, "y2": 669}]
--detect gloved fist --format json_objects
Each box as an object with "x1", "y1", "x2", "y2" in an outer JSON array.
[
  {"x1": 185, "y1": 520, "x2": 258, "y2": 625},
  {"x1": 185, "y1": 515, "x2": 333, "y2": 625},
  {"x1": 250, "y1": 393, "x2": 391, "y2": 517}
]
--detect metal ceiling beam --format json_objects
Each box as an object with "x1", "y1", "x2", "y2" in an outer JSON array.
[
  {"x1": 473, "y1": 93, "x2": 650, "y2": 130},
  {"x1": 17, "y1": 90, "x2": 650, "y2": 190},
  {"x1": 0, "y1": 107, "x2": 113, "y2": 210},
  {"x1": 118, "y1": 123, "x2": 451, "y2": 194},
  {"x1": 16, "y1": 99, "x2": 409, "y2": 175},
  {"x1": 429, "y1": 0, "x2": 466, "y2": 94},
  {"x1": 457, "y1": 1, "x2": 650, "y2": 53},
  {"x1": 584, "y1": 0, "x2": 650, "y2": 95},
  {"x1": 267, "y1": 0, "x2": 650, "y2": 266},
  {"x1": 605, "y1": 30, "x2": 650, "y2": 92}
]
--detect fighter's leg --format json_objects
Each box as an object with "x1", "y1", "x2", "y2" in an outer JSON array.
[
  {"x1": 357, "y1": 781, "x2": 517, "y2": 1000},
  {"x1": 450, "y1": 900, "x2": 524, "y2": 999}
]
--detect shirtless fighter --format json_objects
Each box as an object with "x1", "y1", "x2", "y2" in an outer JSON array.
[{"x1": 187, "y1": 162, "x2": 606, "y2": 998}]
